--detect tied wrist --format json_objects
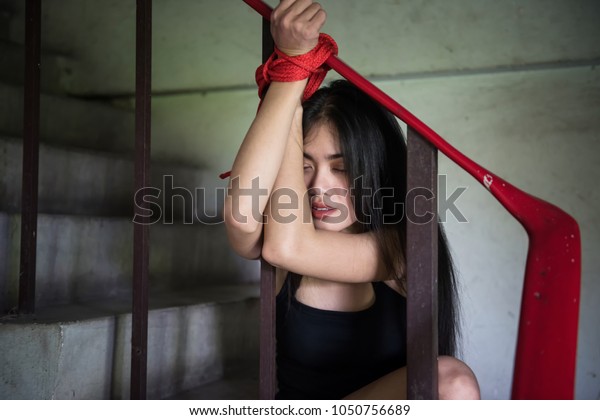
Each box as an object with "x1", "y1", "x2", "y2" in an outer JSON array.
[
  {"x1": 220, "y1": 35, "x2": 338, "y2": 180},
  {"x1": 277, "y1": 46, "x2": 313, "y2": 57},
  {"x1": 255, "y1": 33, "x2": 338, "y2": 103}
]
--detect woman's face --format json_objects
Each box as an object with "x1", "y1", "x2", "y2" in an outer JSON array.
[{"x1": 303, "y1": 123, "x2": 357, "y2": 232}]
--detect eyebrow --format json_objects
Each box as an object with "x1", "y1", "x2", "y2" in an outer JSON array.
[{"x1": 303, "y1": 152, "x2": 344, "y2": 161}]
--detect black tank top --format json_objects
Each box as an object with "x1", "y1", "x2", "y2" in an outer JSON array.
[{"x1": 276, "y1": 278, "x2": 407, "y2": 399}]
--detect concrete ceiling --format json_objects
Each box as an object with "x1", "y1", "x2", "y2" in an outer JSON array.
[{"x1": 3, "y1": 0, "x2": 600, "y2": 96}]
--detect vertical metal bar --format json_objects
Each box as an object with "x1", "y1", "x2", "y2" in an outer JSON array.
[
  {"x1": 259, "y1": 259, "x2": 276, "y2": 399},
  {"x1": 131, "y1": 0, "x2": 151, "y2": 400},
  {"x1": 18, "y1": 0, "x2": 41, "y2": 315},
  {"x1": 406, "y1": 126, "x2": 439, "y2": 399},
  {"x1": 259, "y1": 16, "x2": 276, "y2": 401},
  {"x1": 261, "y1": 15, "x2": 274, "y2": 63}
]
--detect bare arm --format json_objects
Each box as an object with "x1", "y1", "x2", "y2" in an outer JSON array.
[
  {"x1": 224, "y1": 81, "x2": 307, "y2": 259},
  {"x1": 263, "y1": 107, "x2": 389, "y2": 283},
  {"x1": 224, "y1": 0, "x2": 326, "y2": 259}
]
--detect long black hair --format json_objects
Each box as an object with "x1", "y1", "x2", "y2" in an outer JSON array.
[{"x1": 301, "y1": 80, "x2": 460, "y2": 356}]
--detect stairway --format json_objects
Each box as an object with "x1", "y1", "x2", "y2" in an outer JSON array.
[{"x1": 0, "y1": 7, "x2": 260, "y2": 400}]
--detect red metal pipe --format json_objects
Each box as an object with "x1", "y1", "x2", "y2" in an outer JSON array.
[{"x1": 242, "y1": 0, "x2": 581, "y2": 399}]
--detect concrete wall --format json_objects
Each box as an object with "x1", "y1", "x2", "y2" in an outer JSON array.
[
  {"x1": 383, "y1": 67, "x2": 600, "y2": 399},
  {"x1": 1, "y1": 0, "x2": 598, "y2": 399},
  {"x1": 3, "y1": 0, "x2": 599, "y2": 95}
]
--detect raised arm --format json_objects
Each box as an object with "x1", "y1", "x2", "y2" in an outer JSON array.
[
  {"x1": 224, "y1": 81, "x2": 306, "y2": 259},
  {"x1": 262, "y1": 106, "x2": 389, "y2": 283},
  {"x1": 224, "y1": 0, "x2": 325, "y2": 259}
]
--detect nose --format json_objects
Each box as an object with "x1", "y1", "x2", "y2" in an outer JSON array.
[
  {"x1": 307, "y1": 167, "x2": 349, "y2": 206},
  {"x1": 306, "y1": 166, "x2": 333, "y2": 197}
]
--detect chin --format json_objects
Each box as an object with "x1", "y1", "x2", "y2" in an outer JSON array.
[{"x1": 313, "y1": 219, "x2": 355, "y2": 232}]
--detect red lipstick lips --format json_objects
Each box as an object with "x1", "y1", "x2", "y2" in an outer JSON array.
[{"x1": 311, "y1": 200, "x2": 337, "y2": 219}]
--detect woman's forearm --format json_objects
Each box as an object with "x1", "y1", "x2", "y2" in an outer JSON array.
[
  {"x1": 225, "y1": 0, "x2": 326, "y2": 259},
  {"x1": 263, "y1": 106, "x2": 309, "y2": 257},
  {"x1": 263, "y1": 108, "x2": 388, "y2": 283},
  {"x1": 224, "y1": 80, "x2": 307, "y2": 258}
]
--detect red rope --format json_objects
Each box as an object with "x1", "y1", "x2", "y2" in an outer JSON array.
[
  {"x1": 256, "y1": 33, "x2": 338, "y2": 103},
  {"x1": 219, "y1": 33, "x2": 338, "y2": 180}
]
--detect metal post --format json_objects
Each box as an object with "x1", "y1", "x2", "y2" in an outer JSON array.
[
  {"x1": 406, "y1": 126, "x2": 439, "y2": 399},
  {"x1": 18, "y1": 0, "x2": 41, "y2": 315},
  {"x1": 259, "y1": 16, "x2": 277, "y2": 401},
  {"x1": 131, "y1": 0, "x2": 152, "y2": 400},
  {"x1": 259, "y1": 259, "x2": 277, "y2": 399}
]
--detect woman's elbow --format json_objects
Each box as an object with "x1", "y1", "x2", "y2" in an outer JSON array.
[
  {"x1": 261, "y1": 240, "x2": 285, "y2": 268},
  {"x1": 262, "y1": 234, "x2": 298, "y2": 269},
  {"x1": 223, "y1": 208, "x2": 263, "y2": 260},
  {"x1": 227, "y1": 228, "x2": 262, "y2": 260},
  {"x1": 224, "y1": 199, "x2": 261, "y2": 235}
]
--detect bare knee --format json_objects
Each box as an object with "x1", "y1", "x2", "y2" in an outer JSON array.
[{"x1": 438, "y1": 356, "x2": 480, "y2": 400}]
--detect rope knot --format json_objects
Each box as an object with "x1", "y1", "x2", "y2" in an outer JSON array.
[
  {"x1": 256, "y1": 33, "x2": 338, "y2": 102},
  {"x1": 220, "y1": 34, "x2": 338, "y2": 179}
]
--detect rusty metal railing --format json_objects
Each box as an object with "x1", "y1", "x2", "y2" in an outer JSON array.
[
  {"x1": 406, "y1": 128, "x2": 439, "y2": 399},
  {"x1": 18, "y1": 0, "x2": 153, "y2": 400},
  {"x1": 17, "y1": 0, "x2": 438, "y2": 400},
  {"x1": 18, "y1": 0, "x2": 40, "y2": 315},
  {"x1": 131, "y1": 0, "x2": 152, "y2": 400},
  {"x1": 258, "y1": 17, "x2": 278, "y2": 401}
]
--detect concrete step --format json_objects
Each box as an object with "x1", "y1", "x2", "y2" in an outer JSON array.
[
  {"x1": 0, "y1": 136, "x2": 224, "y2": 218},
  {"x1": 0, "y1": 82, "x2": 134, "y2": 153},
  {"x1": 0, "y1": 213, "x2": 259, "y2": 312},
  {"x1": 0, "y1": 39, "x2": 75, "y2": 94},
  {"x1": 0, "y1": 284, "x2": 259, "y2": 399},
  {"x1": 169, "y1": 365, "x2": 259, "y2": 400}
]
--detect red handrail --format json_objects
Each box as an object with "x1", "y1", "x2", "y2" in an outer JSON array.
[{"x1": 243, "y1": 0, "x2": 581, "y2": 399}]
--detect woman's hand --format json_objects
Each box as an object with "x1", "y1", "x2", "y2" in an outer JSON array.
[{"x1": 271, "y1": 0, "x2": 327, "y2": 56}]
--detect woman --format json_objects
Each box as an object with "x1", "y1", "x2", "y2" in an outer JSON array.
[{"x1": 224, "y1": 0, "x2": 479, "y2": 399}]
